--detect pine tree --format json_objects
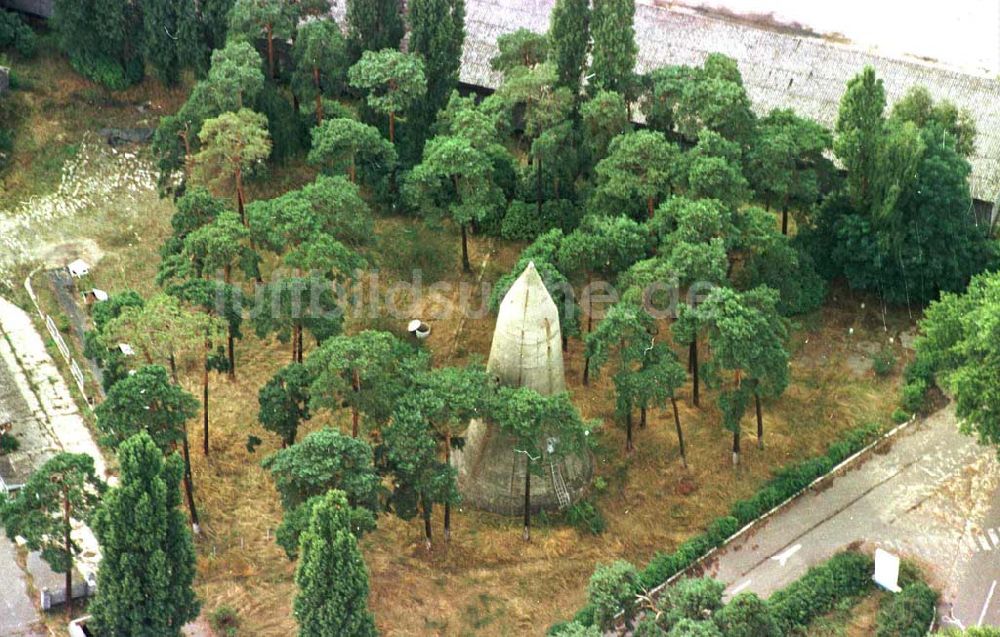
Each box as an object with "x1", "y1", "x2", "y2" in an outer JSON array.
[
  {"x1": 345, "y1": 0, "x2": 404, "y2": 62},
  {"x1": 89, "y1": 432, "x2": 199, "y2": 637},
  {"x1": 408, "y1": 0, "x2": 466, "y2": 126},
  {"x1": 589, "y1": 0, "x2": 637, "y2": 98},
  {"x1": 294, "y1": 490, "x2": 378, "y2": 637},
  {"x1": 548, "y1": 0, "x2": 590, "y2": 96}
]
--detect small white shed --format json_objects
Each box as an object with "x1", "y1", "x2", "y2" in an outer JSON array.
[{"x1": 67, "y1": 260, "x2": 90, "y2": 278}]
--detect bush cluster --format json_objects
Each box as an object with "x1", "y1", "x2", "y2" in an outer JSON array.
[
  {"x1": 0, "y1": 10, "x2": 35, "y2": 57},
  {"x1": 875, "y1": 581, "x2": 937, "y2": 637},
  {"x1": 768, "y1": 551, "x2": 873, "y2": 633}
]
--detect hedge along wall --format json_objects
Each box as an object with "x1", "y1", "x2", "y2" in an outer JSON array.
[{"x1": 567, "y1": 421, "x2": 887, "y2": 628}]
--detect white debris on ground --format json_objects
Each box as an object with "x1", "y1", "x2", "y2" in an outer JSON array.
[
  {"x1": 0, "y1": 295, "x2": 110, "y2": 582},
  {"x1": 0, "y1": 135, "x2": 159, "y2": 286}
]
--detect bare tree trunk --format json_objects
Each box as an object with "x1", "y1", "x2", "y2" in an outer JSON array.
[
  {"x1": 181, "y1": 433, "x2": 200, "y2": 533},
  {"x1": 671, "y1": 397, "x2": 687, "y2": 468},
  {"x1": 236, "y1": 166, "x2": 246, "y2": 226},
  {"x1": 625, "y1": 408, "x2": 634, "y2": 453},
  {"x1": 266, "y1": 24, "x2": 275, "y2": 79},
  {"x1": 313, "y1": 66, "x2": 323, "y2": 124},
  {"x1": 522, "y1": 459, "x2": 531, "y2": 542},
  {"x1": 536, "y1": 155, "x2": 543, "y2": 218},
  {"x1": 732, "y1": 425, "x2": 740, "y2": 467},
  {"x1": 647, "y1": 196, "x2": 655, "y2": 219},
  {"x1": 461, "y1": 224, "x2": 470, "y2": 273},
  {"x1": 422, "y1": 495, "x2": 432, "y2": 550},
  {"x1": 63, "y1": 490, "x2": 72, "y2": 619},
  {"x1": 389, "y1": 111, "x2": 396, "y2": 144},
  {"x1": 444, "y1": 435, "x2": 452, "y2": 542},
  {"x1": 227, "y1": 326, "x2": 235, "y2": 379},
  {"x1": 640, "y1": 406, "x2": 647, "y2": 429},
  {"x1": 351, "y1": 369, "x2": 361, "y2": 438},
  {"x1": 781, "y1": 206, "x2": 789, "y2": 235},
  {"x1": 690, "y1": 340, "x2": 700, "y2": 407},
  {"x1": 755, "y1": 392, "x2": 764, "y2": 449},
  {"x1": 203, "y1": 349, "x2": 210, "y2": 456}
]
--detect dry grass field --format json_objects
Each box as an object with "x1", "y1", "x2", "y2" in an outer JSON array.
[{"x1": 3, "y1": 49, "x2": 919, "y2": 637}]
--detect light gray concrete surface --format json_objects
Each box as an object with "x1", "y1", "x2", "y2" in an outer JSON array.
[
  {"x1": 0, "y1": 532, "x2": 44, "y2": 637},
  {"x1": 700, "y1": 404, "x2": 1000, "y2": 628}
]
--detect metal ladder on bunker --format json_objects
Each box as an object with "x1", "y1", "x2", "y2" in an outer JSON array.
[{"x1": 549, "y1": 461, "x2": 571, "y2": 510}]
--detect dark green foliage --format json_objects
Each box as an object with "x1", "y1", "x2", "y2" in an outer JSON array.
[
  {"x1": 872, "y1": 348, "x2": 897, "y2": 377},
  {"x1": 733, "y1": 230, "x2": 827, "y2": 316},
  {"x1": 904, "y1": 270, "x2": 1000, "y2": 446},
  {"x1": 89, "y1": 432, "x2": 200, "y2": 637},
  {"x1": 589, "y1": 0, "x2": 637, "y2": 97},
  {"x1": 293, "y1": 490, "x2": 377, "y2": 637},
  {"x1": 208, "y1": 605, "x2": 240, "y2": 637},
  {"x1": 659, "y1": 577, "x2": 724, "y2": 625},
  {"x1": 261, "y1": 427, "x2": 381, "y2": 512},
  {"x1": 501, "y1": 199, "x2": 579, "y2": 241},
  {"x1": 53, "y1": 0, "x2": 145, "y2": 90},
  {"x1": 252, "y1": 82, "x2": 305, "y2": 163},
  {"x1": 408, "y1": 0, "x2": 466, "y2": 127},
  {"x1": 875, "y1": 582, "x2": 937, "y2": 637},
  {"x1": 491, "y1": 28, "x2": 548, "y2": 75},
  {"x1": 767, "y1": 552, "x2": 873, "y2": 633},
  {"x1": 291, "y1": 18, "x2": 347, "y2": 122},
  {"x1": 142, "y1": 0, "x2": 204, "y2": 84},
  {"x1": 94, "y1": 365, "x2": 199, "y2": 452},
  {"x1": 258, "y1": 363, "x2": 312, "y2": 447},
  {"x1": 275, "y1": 494, "x2": 376, "y2": 560},
  {"x1": 345, "y1": 0, "x2": 404, "y2": 61},
  {"x1": 548, "y1": 0, "x2": 589, "y2": 95},
  {"x1": 712, "y1": 593, "x2": 779, "y2": 637},
  {"x1": 548, "y1": 621, "x2": 601, "y2": 637},
  {"x1": 0, "y1": 432, "x2": 18, "y2": 453},
  {"x1": 565, "y1": 499, "x2": 605, "y2": 535},
  {"x1": 0, "y1": 9, "x2": 37, "y2": 56},
  {"x1": 588, "y1": 560, "x2": 641, "y2": 630}
]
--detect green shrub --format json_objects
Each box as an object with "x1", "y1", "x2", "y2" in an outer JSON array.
[
  {"x1": 872, "y1": 348, "x2": 897, "y2": 377},
  {"x1": 547, "y1": 620, "x2": 602, "y2": 636},
  {"x1": 588, "y1": 560, "x2": 641, "y2": 630},
  {"x1": 0, "y1": 10, "x2": 36, "y2": 57},
  {"x1": 566, "y1": 499, "x2": 606, "y2": 535},
  {"x1": 501, "y1": 199, "x2": 579, "y2": 241},
  {"x1": 891, "y1": 408, "x2": 910, "y2": 424},
  {"x1": 900, "y1": 379, "x2": 928, "y2": 413},
  {"x1": 0, "y1": 432, "x2": 19, "y2": 454},
  {"x1": 208, "y1": 604, "x2": 240, "y2": 637},
  {"x1": 767, "y1": 552, "x2": 874, "y2": 634},
  {"x1": 875, "y1": 581, "x2": 937, "y2": 637}
]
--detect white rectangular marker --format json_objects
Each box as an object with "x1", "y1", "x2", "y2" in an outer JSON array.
[
  {"x1": 979, "y1": 535, "x2": 993, "y2": 551},
  {"x1": 988, "y1": 529, "x2": 999, "y2": 547}
]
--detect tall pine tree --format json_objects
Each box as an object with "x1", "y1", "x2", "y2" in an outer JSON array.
[
  {"x1": 89, "y1": 432, "x2": 199, "y2": 637},
  {"x1": 589, "y1": 0, "x2": 637, "y2": 98},
  {"x1": 548, "y1": 0, "x2": 590, "y2": 97},
  {"x1": 408, "y1": 0, "x2": 466, "y2": 127},
  {"x1": 345, "y1": 0, "x2": 404, "y2": 62},
  {"x1": 294, "y1": 490, "x2": 378, "y2": 637}
]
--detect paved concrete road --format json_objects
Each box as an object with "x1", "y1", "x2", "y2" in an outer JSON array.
[
  {"x1": 948, "y1": 487, "x2": 1000, "y2": 630},
  {"x1": 702, "y1": 405, "x2": 1000, "y2": 628},
  {"x1": 0, "y1": 532, "x2": 44, "y2": 637}
]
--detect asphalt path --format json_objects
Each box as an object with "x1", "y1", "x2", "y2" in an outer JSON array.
[
  {"x1": 700, "y1": 405, "x2": 1000, "y2": 629},
  {"x1": 0, "y1": 531, "x2": 44, "y2": 637}
]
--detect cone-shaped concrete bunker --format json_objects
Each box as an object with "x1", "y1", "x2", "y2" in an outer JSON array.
[{"x1": 453, "y1": 262, "x2": 593, "y2": 514}]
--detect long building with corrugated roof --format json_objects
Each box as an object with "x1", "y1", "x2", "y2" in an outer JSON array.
[{"x1": 331, "y1": 0, "x2": 1000, "y2": 205}]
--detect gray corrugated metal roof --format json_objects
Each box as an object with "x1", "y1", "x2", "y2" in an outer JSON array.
[{"x1": 332, "y1": 0, "x2": 1000, "y2": 201}]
